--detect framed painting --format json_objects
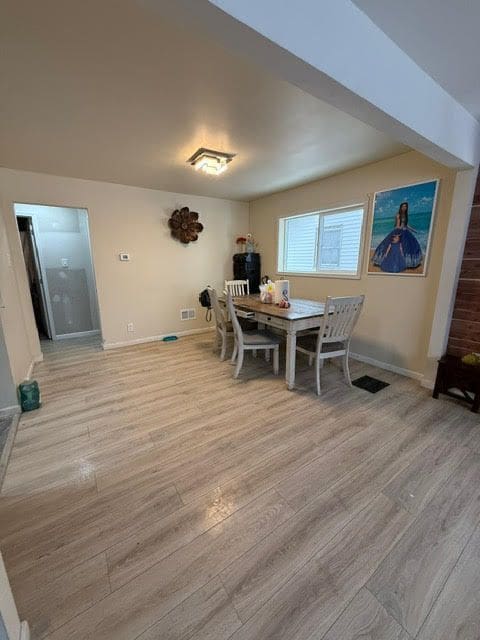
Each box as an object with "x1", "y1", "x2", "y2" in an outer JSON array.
[{"x1": 367, "y1": 179, "x2": 439, "y2": 276}]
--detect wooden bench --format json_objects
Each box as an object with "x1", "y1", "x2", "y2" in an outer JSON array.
[{"x1": 433, "y1": 354, "x2": 480, "y2": 413}]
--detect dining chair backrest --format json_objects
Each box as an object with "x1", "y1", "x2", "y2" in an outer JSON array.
[
  {"x1": 226, "y1": 292, "x2": 244, "y2": 345},
  {"x1": 225, "y1": 279, "x2": 249, "y2": 297},
  {"x1": 208, "y1": 287, "x2": 228, "y2": 332},
  {"x1": 319, "y1": 295, "x2": 365, "y2": 346}
]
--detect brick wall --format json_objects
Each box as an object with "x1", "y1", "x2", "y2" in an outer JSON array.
[{"x1": 447, "y1": 172, "x2": 480, "y2": 357}]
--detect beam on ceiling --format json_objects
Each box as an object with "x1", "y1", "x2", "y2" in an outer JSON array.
[{"x1": 158, "y1": 0, "x2": 480, "y2": 169}]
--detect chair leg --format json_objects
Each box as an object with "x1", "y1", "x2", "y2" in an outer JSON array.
[
  {"x1": 234, "y1": 346, "x2": 244, "y2": 379},
  {"x1": 252, "y1": 349, "x2": 257, "y2": 358},
  {"x1": 220, "y1": 333, "x2": 227, "y2": 361},
  {"x1": 308, "y1": 353, "x2": 314, "y2": 367},
  {"x1": 315, "y1": 358, "x2": 322, "y2": 396},
  {"x1": 265, "y1": 349, "x2": 270, "y2": 362},
  {"x1": 231, "y1": 341, "x2": 238, "y2": 364},
  {"x1": 342, "y1": 353, "x2": 352, "y2": 386},
  {"x1": 273, "y1": 346, "x2": 279, "y2": 375}
]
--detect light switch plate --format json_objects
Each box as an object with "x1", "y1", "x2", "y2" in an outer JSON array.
[{"x1": 119, "y1": 253, "x2": 130, "y2": 261}]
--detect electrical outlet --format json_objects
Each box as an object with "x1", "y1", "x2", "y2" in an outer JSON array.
[
  {"x1": 61, "y1": 258, "x2": 69, "y2": 268},
  {"x1": 127, "y1": 322, "x2": 134, "y2": 332}
]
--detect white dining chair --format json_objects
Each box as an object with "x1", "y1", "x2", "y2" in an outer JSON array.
[
  {"x1": 208, "y1": 286, "x2": 233, "y2": 361},
  {"x1": 224, "y1": 279, "x2": 249, "y2": 297},
  {"x1": 227, "y1": 293, "x2": 280, "y2": 379},
  {"x1": 224, "y1": 279, "x2": 256, "y2": 354},
  {"x1": 296, "y1": 295, "x2": 365, "y2": 395}
]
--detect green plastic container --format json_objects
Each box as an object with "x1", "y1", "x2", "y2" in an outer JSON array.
[{"x1": 18, "y1": 380, "x2": 41, "y2": 412}]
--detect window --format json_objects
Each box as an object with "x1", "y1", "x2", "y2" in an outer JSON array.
[
  {"x1": 277, "y1": 205, "x2": 365, "y2": 277},
  {"x1": 319, "y1": 226, "x2": 342, "y2": 268}
]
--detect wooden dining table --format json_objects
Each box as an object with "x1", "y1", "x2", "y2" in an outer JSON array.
[{"x1": 227, "y1": 295, "x2": 326, "y2": 389}]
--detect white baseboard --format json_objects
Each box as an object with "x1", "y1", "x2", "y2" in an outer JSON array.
[
  {"x1": 26, "y1": 360, "x2": 35, "y2": 380},
  {"x1": 26, "y1": 353, "x2": 44, "y2": 380},
  {"x1": 55, "y1": 330, "x2": 101, "y2": 340},
  {"x1": 350, "y1": 351, "x2": 424, "y2": 382},
  {"x1": 0, "y1": 412, "x2": 20, "y2": 489},
  {"x1": 421, "y1": 378, "x2": 435, "y2": 390},
  {"x1": 20, "y1": 620, "x2": 30, "y2": 640},
  {"x1": 0, "y1": 405, "x2": 20, "y2": 418},
  {"x1": 102, "y1": 327, "x2": 214, "y2": 351}
]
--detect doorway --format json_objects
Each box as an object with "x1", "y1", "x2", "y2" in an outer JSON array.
[
  {"x1": 16, "y1": 216, "x2": 52, "y2": 339},
  {"x1": 14, "y1": 204, "x2": 101, "y2": 342}
]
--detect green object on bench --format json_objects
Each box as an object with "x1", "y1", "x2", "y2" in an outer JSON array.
[{"x1": 18, "y1": 380, "x2": 41, "y2": 412}]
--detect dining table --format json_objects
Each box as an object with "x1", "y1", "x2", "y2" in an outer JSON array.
[{"x1": 226, "y1": 294, "x2": 326, "y2": 390}]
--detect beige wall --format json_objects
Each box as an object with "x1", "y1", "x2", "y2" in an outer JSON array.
[
  {"x1": 0, "y1": 196, "x2": 39, "y2": 386},
  {"x1": 0, "y1": 168, "x2": 248, "y2": 377},
  {"x1": 250, "y1": 151, "x2": 457, "y2": 378},
  {"x1": 0, "y1": 321, "x2": 17, "y2": 410},
  {"x1": 0, "y1": 153, "x2": 459, "y2": 384}
]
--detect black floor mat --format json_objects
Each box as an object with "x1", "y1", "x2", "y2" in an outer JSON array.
[{"x1": 352, "y1": 375, "x2": 390, "y2": 393}]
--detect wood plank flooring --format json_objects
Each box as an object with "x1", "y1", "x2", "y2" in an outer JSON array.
[{"x1": 0, "y1": 334, "x2": 479, "y2": 639}]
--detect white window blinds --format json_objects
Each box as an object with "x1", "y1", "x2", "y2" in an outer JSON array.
[
  {"x1": 283, "y1": 214, "x2": 319, "y2": 273},
  {"x1": 278, "y1": 206, "x2": 365, "y2": 277}
]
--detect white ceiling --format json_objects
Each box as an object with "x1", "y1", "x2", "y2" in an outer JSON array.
[
  {"x1": 353, "y1": 0, "x2": 480, "y2": 120},
  {"x1": 0, "y1": 0, "x2": 407, "y2": 201}
]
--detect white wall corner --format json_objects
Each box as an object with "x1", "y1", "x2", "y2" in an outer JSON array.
[{"x1": 425, "y1": 167, "x2": 478, "y2": 381}]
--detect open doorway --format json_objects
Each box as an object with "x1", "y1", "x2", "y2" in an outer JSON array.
[
  {"x1": 16, "y1": 215, "x2": 52, "y2": 339},
  {"x1": 14, "y1": 204, "x2": 101, "y2": 342}
]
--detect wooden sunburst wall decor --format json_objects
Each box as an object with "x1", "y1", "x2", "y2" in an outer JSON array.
[{"x1": 168, "y1": 207, "x2": 204, "y2": 244}]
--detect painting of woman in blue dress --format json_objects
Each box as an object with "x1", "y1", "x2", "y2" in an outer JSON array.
[
  {"x1": 368, "y1": 180, "x2": 439, "y2": 276},
  {"x1": 373, "y1": 202, "x2": 422, "y2": 272}
]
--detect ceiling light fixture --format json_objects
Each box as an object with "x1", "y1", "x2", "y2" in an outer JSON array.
[{"x1": 187, "y1": 148, "x2": 235, "y2": 176}]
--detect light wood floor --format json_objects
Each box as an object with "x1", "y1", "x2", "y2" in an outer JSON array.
[{"x1": 1, "y1": 334, "x2": 480, "y2": 640}]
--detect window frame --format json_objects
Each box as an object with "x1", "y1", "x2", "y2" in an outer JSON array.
[{"x1": 276, "y1": 203, "x2": 367, "y2": 280}]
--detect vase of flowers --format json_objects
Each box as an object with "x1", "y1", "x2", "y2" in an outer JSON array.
[
  {"x1": 236, "y1": 234, "x2": 257, "y2": 253},
  {"x1": 236, "y1": 236, "x2": 246, "y2": 253},
  {"x1": 245, "y1": 233, "x2": 257, "y2": 253}
]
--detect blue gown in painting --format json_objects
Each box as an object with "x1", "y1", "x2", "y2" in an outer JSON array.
[
  {"x1": 377, "y1": 234, "x2": 406, "y2": 273},
  {"x1": 373, "y1": 226, "x2": 422, "y2": 272}
]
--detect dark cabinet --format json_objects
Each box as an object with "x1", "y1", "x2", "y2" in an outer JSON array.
[
  {"x1": 433, "y1": 355, "x2": 480, "y2": 413},
  {"x1": 233, "y1": 253, "x2": 261, "y2": 293}
]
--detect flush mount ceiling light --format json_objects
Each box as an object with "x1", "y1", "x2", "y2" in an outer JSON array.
[{"x1": 187, "y1": 147, "x2": 235, "y2": 176}]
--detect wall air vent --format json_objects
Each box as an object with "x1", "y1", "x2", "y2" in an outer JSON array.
[{"x1": 180, "y1": 308, "x2": 196, "y2": 321}]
